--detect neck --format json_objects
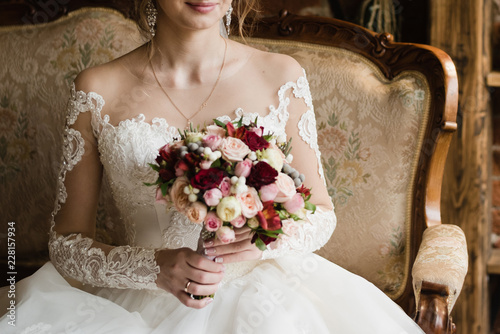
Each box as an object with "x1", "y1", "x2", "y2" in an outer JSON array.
[{"x1": 150, "y1": 19, "x2": 226, "y2": 87}]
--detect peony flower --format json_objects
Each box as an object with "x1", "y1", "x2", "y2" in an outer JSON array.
[
  {"x1": 283, "y1": 193, "x2": 305, "y2": 214},
  {"x1": 216, "y1": 196, "x2": 241, "y2": 222},
  {"x1": 169, "y1": 176, "x2": 192, "y2": 213},
  {"x1": 234, "y1": 159, "x2": 252, "y2": 178},
  {"x1": 203, "y1": 188, "x2": 223, "y2": 207},
  {"x1": 216, "y1": 225, "x2": 236, "y2": 244},
  {"x1": 246, "y1": 161, "x2": 278, "y2": 190},
  {"x1": 274, "y1": 173, "x2": 297, "y2": 203},
  {"x1": 203, "y1": 134, "x2": 223, "y2": 151},
  {"x1": 259, "y1": 183, "x2": 279, "y2": 202},
  {"x1": 236, "y1": 188, "x2": 263, "y2": 218},
  {"x1": 230, "y1": 215, "x2": 246, "y2": 228},
  {"x1": 206, "y1": 124, "x2": 226, "y2": 137},
  {"x1": 259, "y1": 147, "x2": 284, "y2": 172},
  {"x1": 219, "y1": 137, "x2": 250, "y2": 162},
  {"x1": 204, "y1": 211, "x2": 222, "y2": 232},
  {"x1": 191, "y1": 168, "x2": 225, "y2": 190},
  {"x1": 243, "y1": 131, "x2": 269, "y2": 151},
  {"x1": 186, "y1": 202, "x2": 208, "y2": 224},
  {"x1": 219, "y1": 177, "x2": 231, "y2": 197}
]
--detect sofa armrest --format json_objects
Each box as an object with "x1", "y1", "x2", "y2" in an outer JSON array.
[{"x1": 412, "y1": 224, "x2": 468, "y2": 313}]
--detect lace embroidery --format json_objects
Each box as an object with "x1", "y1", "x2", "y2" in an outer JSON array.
[
  {"x1": 49, "y1": 233, "x2": 158, "y2": 289},
  {"x1": 295, "y1": 71, "x2": 326, "y2": 183},
  {"x1": 261, "y1": 208, "x2": 337, "y2": 260},
  {"x1": 48, "y1": 84, "x2": 160, "y2": 290}
]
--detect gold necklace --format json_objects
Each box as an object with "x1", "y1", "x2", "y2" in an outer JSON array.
[{"x1": 150, "y1": 38, "x2": 228, "y2": 126}]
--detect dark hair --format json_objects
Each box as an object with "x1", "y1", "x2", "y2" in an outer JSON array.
[{"x1": 134, "y1": 0, "x2": 260, "y2": 39}]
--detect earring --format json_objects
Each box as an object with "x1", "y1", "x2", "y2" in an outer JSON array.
[
  {"x1": 225, "y1": 4, "x2": 233, "y2": 36},
  {"x1": 146, "y1": 0, "x2": 158, "y2": 37}
]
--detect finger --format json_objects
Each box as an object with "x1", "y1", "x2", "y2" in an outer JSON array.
[
  {"x1": 233, "y1": 226, "x2": 252, "y2": 235},
  {"x1": 177, "y1": 292, "x2": 214, "y2": 309},
  {"x1": 184, "y1": 281, "x2": 219, "y2": 297},
  {"x1": 214, "y1": 249, "x2": 263, "y2": 264},
  {"x1": 186, "y1": 253, "x2": 225, "y2": 273},
  {"x1": 188, "y1": 268, "x2": 225, "y2": 285},
  {"x1": 204, "y1": 239, "x2": 251, "y2": 257}
]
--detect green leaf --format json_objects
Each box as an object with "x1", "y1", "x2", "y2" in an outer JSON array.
[
  {"x1": 254, "y1": 238, "x2": 267, "y2": 251},
  {"x1": 160, "y1": 183, "x2": 169, "y2": 197},
  {"x1": 237, "y1": 117, "x2": 243, "y2": 128},
  {"x1": 148, "y1": 163, "x2": 160, "y2": 172},
  {"x1": 211, "y1": 159, "x2": 221, "y2": 168},
  {"x1": 304, "y1": 201, "x2": 316, "y2": 213},
  {"x1": 213, "y1": 119, "x2": 226, "y2": 128}
]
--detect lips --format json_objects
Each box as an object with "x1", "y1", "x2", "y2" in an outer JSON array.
[{"x1": 185, "y1": 2, "x2": 218, "y2": 14}]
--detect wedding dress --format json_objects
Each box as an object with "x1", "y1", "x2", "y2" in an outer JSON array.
[{"x1": 0, "y1": 71, "x2": 424, "y2": 334}]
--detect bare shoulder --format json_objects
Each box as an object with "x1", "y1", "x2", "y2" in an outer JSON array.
[
  {"x1": 73, "y1": 45, "x2": 148, "y2": 100},
  {"x1": 230, "y1": 41, "x2": 304, "y2": 87}
]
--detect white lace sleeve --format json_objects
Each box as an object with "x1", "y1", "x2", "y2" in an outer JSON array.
[
  {"x1": 261, "y1": 69, "x2": 336, "y2": 260},
  {"x1": 48, "y1": 84, "x2": 159, "y2": 289}
]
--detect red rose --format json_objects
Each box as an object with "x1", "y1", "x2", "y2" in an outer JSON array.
[
  {"x1": 246, "y1": 161, "x2": 278, "y2": 189},
  {"x1": 256, "y1": 201, "x2": 282, "y2": 231},
  {"x1": 159, "y1": 168, "x2": 176, "y2": 182},
  {"x1": 226, "y1": 122, "x2": 235, "y2": 137},
  {"x1": 234, "y1": 126, "x2": 247, "y2": 139},
  {"x1": 156, "y1": 145, "x2": 178, "y2": 166},
  {"x1": 191, "y1": 168, "x2": 225, "y2": 190},
  {"x1": 251, "y1": 233, "x2": 277, "y2": 246},
  {"x1": 183, "y1": 152, "x2": 200, "y2": 168},
  {"x1": 243, "y1": 131, "x2": 269, "y2": 151}
]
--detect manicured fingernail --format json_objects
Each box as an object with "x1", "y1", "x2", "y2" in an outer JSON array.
[
  {"x1": 205, "y1": 298, "x2": 214, "y2": 306},
  {"x1": 204, "y1": 248, "x2": 216, "y2": 255},
  {"x1": 215, "y1": 257, "x2": 223, "y2": 263},
  {"x1": 203, "y1": 240, "x2": 213, "y2": 247}
]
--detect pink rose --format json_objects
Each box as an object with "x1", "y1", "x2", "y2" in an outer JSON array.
[
  {"x1": 204, "y1": 211, "x2": 222, "y2": 232},
  {"x1": 230, "y1": 215, "x2": 246, "y2": 228},
  {"x1": 283, "y1": 193, "x2": 305, "y2": 213},
  {"x1": 234, "y1": 159, "x2": 252, "y2": 178},
  {"x1": 206, "y1": 124, "x2": 226, "y2": 137},
  {"x1": 249, "y1": 126, "x2": 264, "y2": 137},
  {"x1": 219, "y1": 177, "x2": 231, "y2": 197},
  {"x1": 216, "y1": 225, "x2": 236, "y2": 244},
  {"x1": 236, "y1": 188, "x2": 263, "y2": 218},
  {"x1": 259, "y1": 183, "x2": 279, "y2": 202},
  {"x1": 185, "y1": 202, "x2": 208, "y2": 224},
  {"x1": 200, "y1": 160, "x2": 213, "y2": 170},
  {"x1": 155, "y1": 187, "x2": 168, "y2": 205},
  {"x1": 169, "y1": 176, "x2": 191, "y2": 213},
  {"x1": 203, "y1": 188, "x2": 223, "y2": 207},
  {"x1": 203, "y1": 134, "x2": 223, "y2": 151},
  {"x1": 220, "y1": 137, "x2": 250, "y2": 162},
  {"x1": 274, "y1": 173, "x2": 297, "y2": 203}
]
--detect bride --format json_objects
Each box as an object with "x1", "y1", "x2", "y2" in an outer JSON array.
[{"x1": 1, "y1": 1, "x2": 425, "y2": 333}]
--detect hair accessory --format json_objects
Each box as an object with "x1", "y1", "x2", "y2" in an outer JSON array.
[
  {"x1": 225, "y1": 4, "x2": 233, "y2": 36},
  {"x1": 146, "y1": 0, "x2": 158, "y2": 37}
]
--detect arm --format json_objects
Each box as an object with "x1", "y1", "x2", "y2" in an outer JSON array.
[
  {"x1": 49, "y1": 74, "x2": 224, "y2": 307},
  {"x1": 261, "y1": 68, "x2": 336, "y2": 260}
]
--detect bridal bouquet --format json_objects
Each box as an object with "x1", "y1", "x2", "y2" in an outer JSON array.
[{"x1": 148, "y1": 119, "x2": 315, "y2": 250}]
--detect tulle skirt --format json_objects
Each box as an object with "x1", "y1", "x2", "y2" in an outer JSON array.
[{"x1": 0, "y1": 253, "x2": 424, "y2": 334}]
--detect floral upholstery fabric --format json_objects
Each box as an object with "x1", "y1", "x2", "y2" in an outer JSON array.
[
  {"x1": 242, "y1": 38, "x2": 430, "y2": 299},
  {"x1": 412, "y1": 224, "x2": 468, "y2": 312},
  {"x1": 0, "y1": 9, "x2": 143, "y2": 259},
  {"x1": 0, "y1": 8, "x2": 464, "y2": 304}
]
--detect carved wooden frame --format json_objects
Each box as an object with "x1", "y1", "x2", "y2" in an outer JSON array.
[{"x1": 0, "y1": 1, "x2": 459, "y2": 333}]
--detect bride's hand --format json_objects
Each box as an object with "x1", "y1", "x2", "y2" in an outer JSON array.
[
  {"x1": 154, "y1": 248, "x2": 225, "y2": 309},
  {"x1": 202, "y1": 226, "x2": 263, "y2": 264}
]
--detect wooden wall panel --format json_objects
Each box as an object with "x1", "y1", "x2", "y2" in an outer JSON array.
[{"x1": 431, "y1": 0, "x2": 492, "y2": 333}]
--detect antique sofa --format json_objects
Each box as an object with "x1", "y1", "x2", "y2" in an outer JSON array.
[{"x1": 0, "y1": 1, "x2": 468, "y2": 333}]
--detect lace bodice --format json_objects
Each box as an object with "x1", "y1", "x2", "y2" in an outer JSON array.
[{"x1": 48, "y1": 69, "x2": 337, "y2": 290}]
